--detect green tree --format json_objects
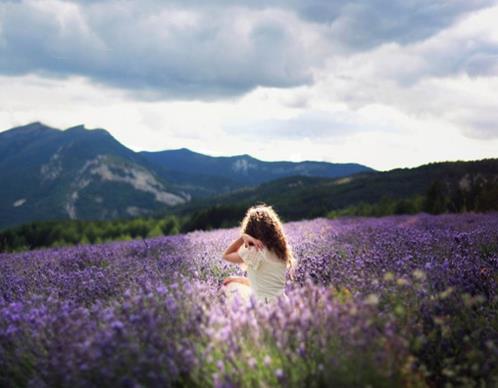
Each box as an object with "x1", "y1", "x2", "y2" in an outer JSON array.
[
  {"x1": 147, "y1": 224, "x2": 163, "y2": 238},
  {"x1": 424, "y1": 180, "x2": 449, "y2": 214}
]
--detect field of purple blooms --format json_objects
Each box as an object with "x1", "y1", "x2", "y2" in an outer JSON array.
[{"x1": 1, "y1": 212, "x2": 497, "y2": 387}]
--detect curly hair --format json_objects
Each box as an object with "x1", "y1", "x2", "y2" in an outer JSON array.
[{"x1": 240, "y1": 203, "x2": 296, "y2": 274}]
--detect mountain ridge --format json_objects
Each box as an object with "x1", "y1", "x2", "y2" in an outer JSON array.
[
  {"x1": 0, "y1": 121, "x2": 375, "y2": 229},
  {"x1": 170, "y1": 157, "x2": 498, "y2": 230}
]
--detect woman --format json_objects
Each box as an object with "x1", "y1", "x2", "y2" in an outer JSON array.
[{"x1": 221, "y1": 203, "x2": 296, "y2": 305}]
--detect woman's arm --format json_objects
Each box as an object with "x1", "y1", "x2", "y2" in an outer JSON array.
[
  {"x1": 222, "y1": 236, "x2": 245, "y2": 264},
  {"x1": 222, "y1": 233, "x2": 263, "y2": 264}
]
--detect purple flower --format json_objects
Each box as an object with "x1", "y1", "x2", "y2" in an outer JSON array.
[{"x1": 0, "y1": 212, "x2": 496, "y2": 386}]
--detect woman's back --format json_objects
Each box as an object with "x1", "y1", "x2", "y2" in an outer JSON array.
[{"x1": 237, "y1": 244, "x2": 287, "y2": 304}]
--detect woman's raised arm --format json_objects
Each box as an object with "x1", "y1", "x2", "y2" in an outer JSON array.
[
  {"x1": 222, "y1": 236, "x2": 244, "y2": 264},
  {"x1": 222, "y1": 233, "x2": 263, "y2": 264}
]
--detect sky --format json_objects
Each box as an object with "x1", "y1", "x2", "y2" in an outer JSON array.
[{"x1": 1, "y1": 0, "x2": 497, "y2": 171}]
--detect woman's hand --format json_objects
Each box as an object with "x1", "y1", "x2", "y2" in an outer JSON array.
[
  {"x1": 222, "y1": 233, "x2": 263, "y2": 264},
  {"x1": 241, "y1": 233, "x2": 264, "y2": 251}
]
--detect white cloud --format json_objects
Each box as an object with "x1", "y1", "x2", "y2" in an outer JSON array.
[
  {"x1": 310, "y1": 5, "x2": 498, "y2": 140},
  {"x1": 0, "y1": 1, "x2": 497, "y2": 171},
  {"x1": 2, "y1": 71, "x2": 497, "y2": 171}
]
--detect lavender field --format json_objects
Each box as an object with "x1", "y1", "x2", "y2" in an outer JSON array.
[{"x1": 1, "y1": 212, "x2": 497, "y2": 387}]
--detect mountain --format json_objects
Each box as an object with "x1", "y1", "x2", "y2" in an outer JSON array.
[
  {"x1": 139, "y1": 148, "x2": 373, "y2": 186},
  {"x1": 0, "y1": 122, "x2": 190, "y2": 229},
  {"x1": 0, "y1": 121, "x2": 374, "y2": 229},
  {"x1": 170, "y1": 158, "x2": 498, "y2": 224},
  {"x1": 1, "y1": 157, "x2": 496, "y2": 252}
]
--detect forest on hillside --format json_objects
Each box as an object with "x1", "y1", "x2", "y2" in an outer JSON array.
[{"x1": 1, "y1": 174, "x2": 496, "y2": 253}]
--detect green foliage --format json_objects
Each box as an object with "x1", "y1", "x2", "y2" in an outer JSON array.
[
  {"x1": 0, "y1": 215, "x2": 183, "y2": 252},
  {"x1": 180, "y1": 204, "x2": 248, "y2": 233},
  {"x1": 1, "y1": 160, "x2": 497, "y2": 252},
  {"x1": 327, "y1": 195, "x2": 425, "y2": 219},
  {"x1": 160, "y1": 217, "x2": 181, "y2": 235},
  {"x1": 173, "y1": 158, "x2": 498, "y2": 223},
  {"x1": 423, "y1": 177, "x2": 498, "y2": 215},
  {"x1": 147, "y1": 224, "x2": 163, "y2": 238},
  {"x1": 327, "y1": 176, "x2": 498, "y2": 219},
  {"x1": 424, "y1": 180, "x2": 450, "y2": 214}
]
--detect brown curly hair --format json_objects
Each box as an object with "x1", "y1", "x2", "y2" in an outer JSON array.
[{"x1": 240, "y1": 203, "x2": 296, "y2": 272}]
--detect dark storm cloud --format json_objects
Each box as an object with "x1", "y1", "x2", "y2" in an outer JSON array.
[
  {"x1": 0, "y1": 0, "x2": 493, "y2": 100},
  {"x1": 67, "y1": 0, "x2": 494, "y2": 48},
  {"x1": 294, "y1": 0, "x2": 494, "y2": 49},
  {"x1": 0, "y1": 1, "x2": 319, "y2": 100}
]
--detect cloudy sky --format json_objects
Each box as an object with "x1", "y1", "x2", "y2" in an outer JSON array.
[{"x1": 1, "y1": 0, "x2": 497, "y2": 171}]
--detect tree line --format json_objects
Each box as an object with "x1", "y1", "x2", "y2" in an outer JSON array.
[
  {"x1": 0, "y1": 215, "x2": 183, "y2": 253},
  {"x1": 327, "y1": 177, "x2": 498, "y2": 218},
  {"x1": 1, "y1": 177, "x2": 496, "y2": 252}
]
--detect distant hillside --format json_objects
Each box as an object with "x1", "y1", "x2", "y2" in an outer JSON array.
[
  {"x1": 0, "y1": 121, "x2": 374, "y2": 230},
  {"x1": 140, "y1": 148, "x2": 373, "y2": 186},
  {"x1": 170, "y1": 158, "x2": 498, "y2": 228},
  {"x1": 1, "y1": 158, "x2": 496, "y2": 252}
]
